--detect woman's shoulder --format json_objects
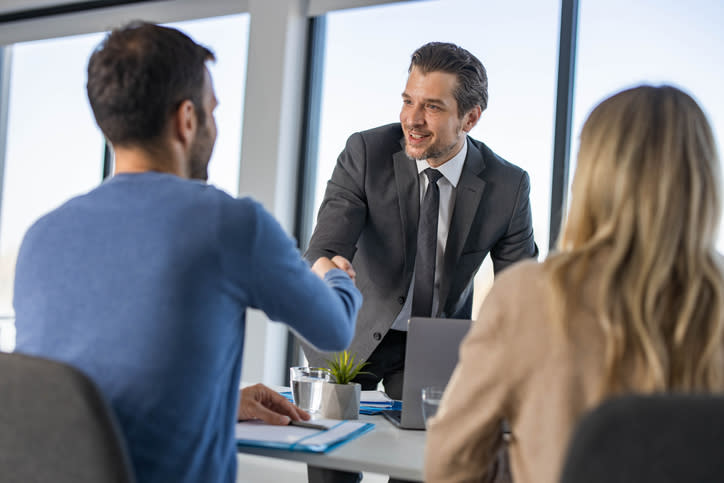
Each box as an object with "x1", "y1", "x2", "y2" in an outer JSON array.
[
  {"x1": 477, "y1": 259, "x2": 552, "y2": 329},
  {"x1": 492, "y1": 259, "x2": 549, "y2": 295}
]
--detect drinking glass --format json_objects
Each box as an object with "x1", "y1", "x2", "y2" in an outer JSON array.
[
  {"x1": 289, "y1": 366, "x2": 330, "y2": 413},
  {"x1": 421, "y1": 386, "x2": 445, "y2": 428}
]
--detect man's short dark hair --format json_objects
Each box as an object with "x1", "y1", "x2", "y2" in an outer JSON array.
[
  {"x1": 409, "y1": 42, "x2": 488, "y2": 117},
  {"x1": 87, "y1": 21, "x2": 215, "y2": 146}
]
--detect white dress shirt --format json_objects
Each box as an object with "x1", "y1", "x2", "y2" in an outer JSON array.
[{"x1": 390, "y1": 140, "x2": 468, "y2": 331}]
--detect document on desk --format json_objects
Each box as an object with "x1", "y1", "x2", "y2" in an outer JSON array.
[
  {"x1": 360, "y1": 390, "x2": 395, "y2": 406},
  {"x1": 236, "y1": 418, "x2": 375, "y2": 453}
]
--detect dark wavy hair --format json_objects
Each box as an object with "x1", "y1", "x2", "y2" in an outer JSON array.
[
  {"x1": 409, "y1": 42, "x2": 488, "y2": 117},
  {"x1": 87, "y1": 21, "x2": 215, "y2": 146}
]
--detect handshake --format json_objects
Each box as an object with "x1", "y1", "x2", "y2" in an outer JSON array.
[{"x1": 311, "y1": 255, "x2": 356, "y2": 281}]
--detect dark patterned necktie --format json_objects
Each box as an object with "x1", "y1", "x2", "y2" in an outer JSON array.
[{"x1": 411, "y1": 168, "x2": 443, "y2": 317}]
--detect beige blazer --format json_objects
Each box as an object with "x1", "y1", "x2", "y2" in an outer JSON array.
[{"x1": 425, "y1": 259, "x2": 610, "y2": 483}]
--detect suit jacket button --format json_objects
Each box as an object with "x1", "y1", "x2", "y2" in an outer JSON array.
[
  {"x1": 397, "y1": 296, "x2": 405, "y2": 305},
  {"x1": 373, "y1": 332, "x2": 382, "y2": 341}
]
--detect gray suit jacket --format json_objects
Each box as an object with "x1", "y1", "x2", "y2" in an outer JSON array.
[{"x1": 303, "y1": 123, "x2": 538, "y2": 366}]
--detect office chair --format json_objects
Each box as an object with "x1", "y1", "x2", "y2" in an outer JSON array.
[
  {"x1": 559, "y1": 393, "x2": 724, "y2": 483},
  {"x1": 0, "y1": 352, "x2": 136, "y2": 483}
]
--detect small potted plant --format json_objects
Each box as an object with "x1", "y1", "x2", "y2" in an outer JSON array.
[{"x1": 319, "y1": 351, "x2": 370, "y2": 420}]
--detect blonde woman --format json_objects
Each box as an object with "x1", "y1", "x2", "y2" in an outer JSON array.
[{"x1": 425, "y1": 85, "x2": 724, "y2": 483}]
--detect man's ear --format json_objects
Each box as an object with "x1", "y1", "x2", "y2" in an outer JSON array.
[
  {"x1": 462, "y1": 105, "x2": 482, "y2": 132},
  {"x1": 173, "y1": 99, "x2": 197, "y2": 149}
]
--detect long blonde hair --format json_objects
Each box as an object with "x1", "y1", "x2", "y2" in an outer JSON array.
[{"x1": 549, "y1": 85, "x2": 724, "y2": 395}]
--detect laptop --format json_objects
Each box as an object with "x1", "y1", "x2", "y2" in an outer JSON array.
[{"x1": 382, "y1": 317, "x2": 472, "y2": 430}]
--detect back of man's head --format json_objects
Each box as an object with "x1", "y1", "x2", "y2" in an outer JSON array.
[
  {"x1": 87, "y1": 21, "x2": 215, "y2": 147},
  {"x1": 409, "y1": 42, "x2": 488, "y2": 117}
]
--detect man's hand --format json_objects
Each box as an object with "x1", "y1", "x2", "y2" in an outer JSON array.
[
  {"x1": 311, "y1": 256, "x2": 356, "y2": 281},
  {"x1": 237, "y1": 383, "x2": 311, "y2": 425},
  {"x1": 331, "y1": 255, "x2": 356, "y2": 280}
]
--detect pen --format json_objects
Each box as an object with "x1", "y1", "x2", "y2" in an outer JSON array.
[{"x1": 289, "y1": 420, "x2": 329, "y2": 431}]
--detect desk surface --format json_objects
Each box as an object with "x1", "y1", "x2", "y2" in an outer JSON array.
[{"x1": 237, "y1": 413, "x2": 426, "y2": 480}]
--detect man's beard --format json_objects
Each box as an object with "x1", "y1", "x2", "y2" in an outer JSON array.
[
  {"x1": 404, "y1": 136, "x2": 461, "y2": 162},
  {"x1": 189, "y1": 127, "x2": 213, "y2": 181}
]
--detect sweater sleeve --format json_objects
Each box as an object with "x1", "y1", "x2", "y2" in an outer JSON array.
[{"x1": 219, "y1": 197, "x2": 361, "y2": 352}]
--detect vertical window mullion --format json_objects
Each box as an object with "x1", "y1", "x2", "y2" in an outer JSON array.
[
  {"x1": 549, "y1": 0, "x2": 579, "y2": 249},
  {"x1": 286, "y1": 14, "x2": 327, "y2": 379},
  {"x1": 0, "y1": 46, "x2": 12, "y2": 248}
]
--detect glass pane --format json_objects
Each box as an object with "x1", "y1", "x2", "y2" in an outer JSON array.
[
  {"x1": 168, "y1": 14, "x2": 250, "y2": 196},
  {"x1": 0, "y1": 14, "x2": 250, "y2": 345},
  {"x1": 310, "y1": 0, "x2": 560, "y2": 313},
  {"x1": 0, "y1": 32, "x2": 106, "y2": 323},
  {"x1": 572, "y1": 0, "x2": 724, "y2": 247}
]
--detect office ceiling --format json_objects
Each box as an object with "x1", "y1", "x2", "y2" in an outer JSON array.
[
  {"x1": 0, "y1": 0, "x2": 79, "y2": 15},
  {"x1": 0, "y1": 1, "x2": 158, "y2": 21}
]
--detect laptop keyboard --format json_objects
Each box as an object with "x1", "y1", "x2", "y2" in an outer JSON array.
[{"x1": 381, "y1": 409, "x2": 402, "y2": 424}]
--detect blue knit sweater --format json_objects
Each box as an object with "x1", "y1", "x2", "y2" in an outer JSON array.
[{"x1": 14, "y1": 172, "x2": 361, "y2": 483}]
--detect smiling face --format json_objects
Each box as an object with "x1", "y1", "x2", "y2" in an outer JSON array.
[{"x1": 400, "y1": 67, "x2": 481, "y2": 167}]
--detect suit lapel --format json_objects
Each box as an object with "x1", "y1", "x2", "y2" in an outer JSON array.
[
  {"x1": 438, "y1": 138, "x2": 486, "y2": 314},
  {"x1": 393, "y1": 143, "x2": 419, "y2": 272}
]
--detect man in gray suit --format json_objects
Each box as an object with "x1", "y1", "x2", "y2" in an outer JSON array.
[{"x1": 304, "y1": 42, "x2": 538, "y2": 405}]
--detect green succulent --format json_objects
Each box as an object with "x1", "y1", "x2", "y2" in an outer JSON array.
[{"x1": 323, "y1": 351, "x2": 371, "y2": 385}]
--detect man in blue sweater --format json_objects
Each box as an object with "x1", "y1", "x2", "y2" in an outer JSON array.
[{"x1": 13, "y1": 22, "x2": 361, "y2": 483}]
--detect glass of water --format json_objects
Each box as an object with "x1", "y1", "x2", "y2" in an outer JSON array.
[
  {"x1": 421, "y1": 386, "x2": 445, "y2": 428},
  {"x1": 290, "y1": 366, "x2": 331, "y2": 413}
]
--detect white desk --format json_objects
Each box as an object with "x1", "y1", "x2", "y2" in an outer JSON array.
[{"x1": 237, "y1": 413, "x2": 426, "y2": 481}]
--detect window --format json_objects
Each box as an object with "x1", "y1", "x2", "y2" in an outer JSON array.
[
  {"x1": 0, "y1": 31, "x2": 106, "y2": 325},
  {"x1": 571, "y1": 0, "x2": 724, "y2": 247},
  {"x1": 168, "y1": 14, "x2": 249, "y2": 196},
  {"x1": 0, "y1": 13, "x2": 250, "y2": 351},
  {"x1": 308, "y1": 0, "x2": 560, "y2": 314}
]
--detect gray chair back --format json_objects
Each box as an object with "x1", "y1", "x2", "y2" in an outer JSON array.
[
  {"x1": 559, "y1": 393, "x2": 724, "y2": 483},
  {"x1": 0, "y1": 352, "x2": 135, "y2": 483}
]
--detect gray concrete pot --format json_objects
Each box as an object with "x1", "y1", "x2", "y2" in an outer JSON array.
[{"x1": 319, "y1": 382, "x2": 361, "y2": 420}]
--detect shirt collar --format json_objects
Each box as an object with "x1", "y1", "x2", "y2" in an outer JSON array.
[{"x1": 416, "y1": 138, "x2": 468, "y2": 188}]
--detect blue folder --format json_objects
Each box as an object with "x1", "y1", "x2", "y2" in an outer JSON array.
[{"x1": 236, "y1": 418, "x2": 375, "y2": 453}]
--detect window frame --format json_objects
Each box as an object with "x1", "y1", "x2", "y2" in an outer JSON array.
[{"x1": 0, "y1": 0, "x2": 582, "y2": 383}]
